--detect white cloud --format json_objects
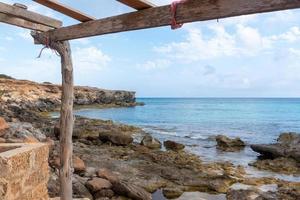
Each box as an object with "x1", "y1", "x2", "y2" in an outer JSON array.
[
  {"x1": 28, "y1": 3, "x2": 58, "y2": 19},
  {"x1": 221, "y1": 14, "x2": 258, "y2": 26},
  {"x1": 265, "y1": 10, "x2": 300, "y2": 26},
  {"x1": 154, "y1": 25, "x2": 237, "y2": 62},
  {"x1": 72, "y1": 38, "x2": 91, "y2": 45},
  {"x1": 72, "y1": 46, "x2": 111, "y2": 71},
  {"x1": 289, "y1": 48, "x2": 300, "y2": 57},
  {"x1": 154, "y1": 24, "x2": 271, "y2": 62},
  {"x1": 17, "y1": 30, "x2": 33, "y2": 42},
  {"x1": 1, "y1": 49, "x2": 61, "y2": 83},
  {"x1": 236, "y1": 25, "x2": 271, "y2": 55},
  {"x1": 270, "y1": 26, "x2": 300, "y2": 42},
  {"x1": 137, "y1": 59, "x2": 171, "y2": 70},
  {"x1": 154, "y1": 22, "x2": 300, "y2": 63}
]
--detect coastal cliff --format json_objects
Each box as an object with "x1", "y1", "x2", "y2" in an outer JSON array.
[{"x1": 0, "y1": 77, "x2": 138, "y2": 112}]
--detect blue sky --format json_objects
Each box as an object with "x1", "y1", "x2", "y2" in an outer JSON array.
[{"x1": 1, "y1": 0, "x2": 300, "y2": 97}]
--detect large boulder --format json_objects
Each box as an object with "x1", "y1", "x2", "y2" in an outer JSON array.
[
  {"x1": 141, "y1": 135, "x2": 161, "y2": 149},
  {"x1": 73, "y1": 156, "x2": 86, "y2": 173},
  {"x1": 278, "y1": 132, "x2": 300, "y2": 144},
  {"x1": 86, "y1": 178, "x2": 112, "y2": 193},
  {"x1": 163, "y1": 140, "x2": 185, "y2": 151},
  {"x1": 99, "y1": 131, "x2": 133, "y2": 146},
  {"x1": 251, "y1": 132, "x2": 300, "y2": 161},
  {"x1": 94, "y1": 189, "x2": 115, "y2": 199},
  {"x1": 162, "y1": 187, "x2": 183, "y2": 199},
  {"x1": 50, "y1": 156, "x2": 86, "y2": 173},
  {"x1": 96, "y1": 168, "x2": 119, "y2": 184},
  {"x1": 112, "y1": 180, "x2": 152, "y2": 200},
  {"x1": 3, "y1": 122, "x2": 46, "y2": 142},
  {"x1": 216, "y1": 135, "x2": 245, "y2": 152},
  {"x1": 73, "y1": 175, "x2": 93, "y2": 200}
]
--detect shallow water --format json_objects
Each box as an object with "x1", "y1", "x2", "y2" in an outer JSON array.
[{"x1": 75, "y1": 98, "x2": 300, "y2": 181}]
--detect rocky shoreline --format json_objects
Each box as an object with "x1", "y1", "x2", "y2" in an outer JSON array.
[
  {"x1": 0, "y1": 77, "x2": 299, "y2": 200},
  {"x1": 0, "y1": 78, "x2": 141, "y2": 113}
]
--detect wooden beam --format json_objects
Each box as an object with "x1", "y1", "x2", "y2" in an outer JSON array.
[
  {"x1": 33, "y1": 0, "x2": 95, "y2": 22},
  {"x1": 0, "y1": 2, "x2": 62, "y2": 28},
  {"x1": 117, "y1": 0, "x2": 155, "y2": 10},
  {"x1": 0, "y1": 13, "x2": 52, "y2": 31},
  {"x1": 45, "y1": 0, "x2": 300, "y2": 41}
]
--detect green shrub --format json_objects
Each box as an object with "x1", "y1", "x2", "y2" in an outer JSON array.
[{"x1": 0, "y1": 74, "x2": 14, "y2": 79}]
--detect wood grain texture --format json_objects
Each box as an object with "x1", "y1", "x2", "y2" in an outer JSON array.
[
  {"x1": 0, "y1": 2, "x2": 62, "y2": 28},
  {"x1": 117, "y1": 0, "x2": 155, "y2": 10},
  {"x1": 31, "y1": 31, "x2": 74, "y2": 200},
  {"x1": 46, "y1": 0, "x2": 300, "y2": 41},
  {"x1": 33, "y1": 0, "x2": 95, "y2": 22},
  {"x1": 0, "y1": 13, "x2": 52, "y2": 31}
]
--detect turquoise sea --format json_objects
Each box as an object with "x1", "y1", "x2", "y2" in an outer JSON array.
[{"x1": 75, "y1": 98, "x2": 300, "y2": 178}]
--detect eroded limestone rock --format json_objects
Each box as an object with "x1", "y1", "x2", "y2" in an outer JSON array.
[{"x1": 216, "y1": 135, "x2": 245, "y2": 152}]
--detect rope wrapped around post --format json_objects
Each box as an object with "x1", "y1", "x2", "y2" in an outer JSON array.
[{"x1": 170, "y1": 0, "x2": 188, "y2": 30}]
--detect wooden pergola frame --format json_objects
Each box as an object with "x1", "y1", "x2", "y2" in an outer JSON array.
[{"x1": 1, "y1": 0, "x2": 300, "y2": 199}]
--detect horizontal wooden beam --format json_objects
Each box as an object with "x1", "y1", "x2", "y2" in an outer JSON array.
[
  {"x1": 0, "y1": 13, "x2": 52, "y2": 31},
  {"x1": 33, "y1": 0, "x2": 95, "y2": 22},
  {"x1": 46, "y1": 0, "x2": 300, "y2": 41},
  {"x1": 117, "y1": 0, "x2": 155, "y2": 10},
  {"x1": 0, "y1": 2, "x2": 62, "y2": 28}
]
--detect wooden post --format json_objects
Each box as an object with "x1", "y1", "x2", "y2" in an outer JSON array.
[
  {"x1": 59, "y1": 40, "x2": 74, "y2": 200},
  {"x1": 31, "y1": 32, "x2": 74, "y2": 200}
]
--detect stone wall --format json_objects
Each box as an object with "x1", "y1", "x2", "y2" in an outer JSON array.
[{"x1": 0, "y1": 143, "x2": 49, "y2": 200}]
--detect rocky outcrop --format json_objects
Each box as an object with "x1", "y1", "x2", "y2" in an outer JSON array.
[
  {"x1": 250, "y1": 132, "x2": 300, "y2": 175},
  {"x1": 53, "y1": 116, "x2": 143, "y2": 147},
  {"x1": 162, "y1": 188, "x2": 183, "y2": 199},
  {"x1": 0, "y1": 78, "x2": 140, "y2": 112},
  {"x1": 227, "y1": 182, "x2": 300, "y2": 200},
  {"x1": 96, "y1": 168, "x2": 119, "y2": 184},
  {"x1": 1, "y1": 121, "x2": 47, "y2": 142},
  {"x1": 112, "y1": 180, "x2": 152, "y2": 200},
  {"x1": 86, "y1": 178, "x2": 112, "y2": 193},
  {"x1": 140, "y1": 135, "x2": 161, "y2": 149},
  {"x1": 250, "y1": 157, "x2": 300, "y2": 175},
  {"x1": 99, "y1": 131, "x2": 133, "y2": 146},
  {"x1": 251, "y1": 132, "x2": 300, "y2": 161},
  {"x1": 163, "y1": 140, "x2": 185, "y2": 151},
  {"x1": 216, "y1": 135, "x2": 245, "y2": 152}
]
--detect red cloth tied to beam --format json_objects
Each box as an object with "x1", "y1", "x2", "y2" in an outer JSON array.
[{"x1": 171, "y1": 0, "x2": 188, "y2": 30}]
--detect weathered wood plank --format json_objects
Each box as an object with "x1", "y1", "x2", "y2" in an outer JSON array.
[
  {"x1": 33, "y1": 0, "x2": 95, "y2": 22},
  {"x1": 58, "y1": 40, "x2": 74, "y2": 200},
  {"x1": 46, "y1": 0, "x2": 300, "y2": 41},
  {"x1": 117, "y1": 0, "x2": 155, "y2": 10},
  {"x1": 31, "y1": 31, "x2": 74, "y2": 200},
  {"x1": 0, "y1": 2, "x2": 62, "y2": 28},
  {"x1": 0, "y1": 13, "x2": 52, "y2": 31}
]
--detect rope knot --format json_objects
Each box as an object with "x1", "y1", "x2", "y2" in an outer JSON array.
[{"x1": 37, "y1": 35, "x2": 59, "y2": 58}]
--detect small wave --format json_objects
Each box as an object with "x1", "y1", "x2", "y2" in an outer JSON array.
[{"x1": 142, "y1": 127, "x2": 179, "y2": 136}]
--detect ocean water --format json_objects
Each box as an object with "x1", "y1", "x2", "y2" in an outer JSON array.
[{"x1": 75, "y1": 98, "x2": 300, "y2": 179}]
